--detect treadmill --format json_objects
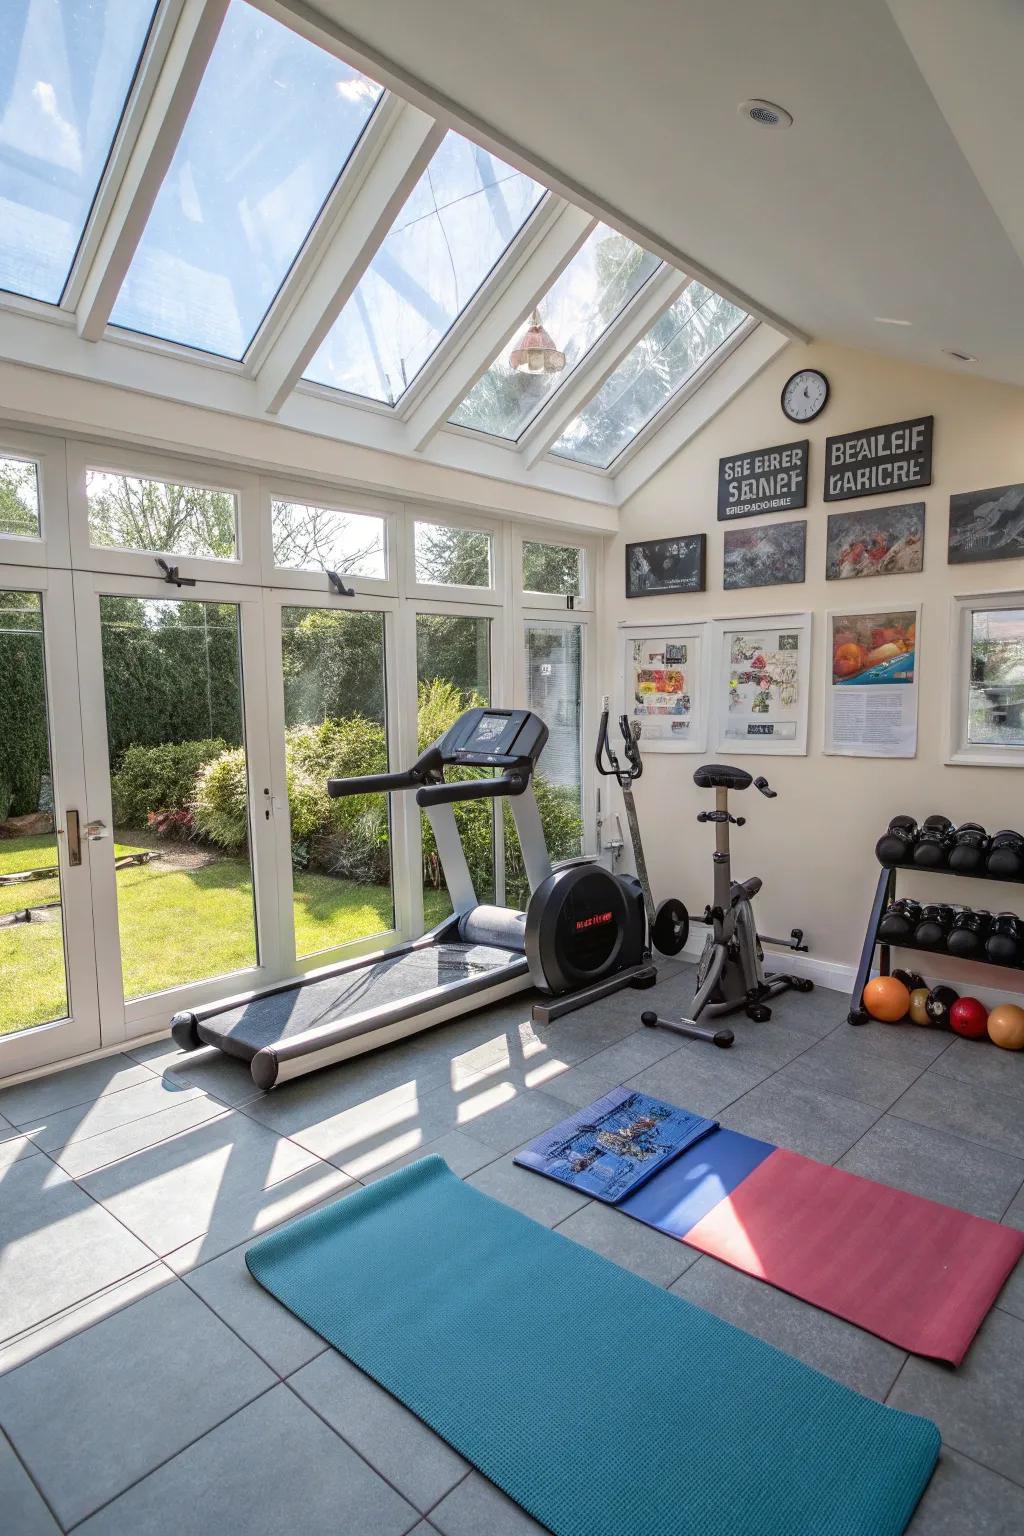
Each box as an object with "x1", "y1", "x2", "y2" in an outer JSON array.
[{"x1": 171, "y1": 708, "x2": 555, "y2": 1090}]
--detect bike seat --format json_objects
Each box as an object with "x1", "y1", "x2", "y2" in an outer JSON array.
[{"x1": 693, "y1": 763, "x2": 753, "y2": 791}]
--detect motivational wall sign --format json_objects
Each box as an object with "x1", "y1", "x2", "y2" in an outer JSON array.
[
  {"x1": 823, "y1": 416, "x2": 933, "y2": 502},
  {"x1": 718, "y1": 439, "x2": 809, "y2": 521}
]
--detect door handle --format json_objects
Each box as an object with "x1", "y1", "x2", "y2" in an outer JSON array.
[{"x1": 64, "y1": 808, "x2": 82, "y2": 866}]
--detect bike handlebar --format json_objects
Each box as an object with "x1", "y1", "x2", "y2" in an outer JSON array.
[
  {"x1": 753, "y1": 776, "x2": 777, "y2": 798},
  {"x1": 595, "y1": 695, "x2": 642, "y2": 786}
]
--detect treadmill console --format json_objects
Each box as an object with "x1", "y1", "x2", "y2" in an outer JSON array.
[{"x1": 441, "y1": 708, "x2": 549, "y2": 769}]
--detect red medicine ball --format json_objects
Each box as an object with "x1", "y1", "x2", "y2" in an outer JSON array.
[{"x1": 949, "y1": 997, "x2": 988, "y2": 1039}]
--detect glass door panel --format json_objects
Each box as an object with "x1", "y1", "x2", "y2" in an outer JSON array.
[{"x1": 279, "y1": 605, "x2": 393, "y2": 958}]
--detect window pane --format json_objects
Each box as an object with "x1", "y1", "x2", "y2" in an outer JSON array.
[
  {"x1": 0, "y1": 0, "x2": 157, "y2": 303},
  {"x1": 100, "y1": 596, "x2": 257, "y2": 1000},
  {"x1": 86, "y1": 470, "x2": 238, "y2": 560},
  {"x1": 0, "y1": 590, "x2": 70, "y2": 1033},
  {"x1": 110, "y1": 0, "x2": 382, "y2": 359},
  {"x1": 281, "y1": 607, "x2": 393, "y2": 957},
  {"x1": 522, "y1": 541, "x2": 581, "y2": 597},
  {"x1": 452, "y1": 226, "x2": 661, "y2": 439},
  {"x1": 0, "y1": 455, "x2": 41, "y2": 538},
  {"x1": 968, "y1": 608, "x2": 1024, "y2": 746},
  {"x1": 551, "y1": 284, "x2": 747, "y2": 469},
  {"x1": 304, "y1": 131, "x2": 545, "y2": 403},
  {"x1": 272, "y1": 501, "x2": 385, "y2": 578},
  {"x1": 416, "y1": 614, "x2": 493, "y2": 922},
  {"x1": 414, "y1": 521, "x2": 491, "y2": 587}
]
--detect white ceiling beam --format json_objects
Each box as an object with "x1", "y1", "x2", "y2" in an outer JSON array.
[
  {"x1": 520, "y1": 265, "x2": 689, "y2": 469},
  {"x1": 73, "y1": 0, "x2": 231, "y2": 342},
  {"x1": 253, "y1": 101, "x2": 443, "y2": 416},
  {"x1": 402, "y1": 202, "x2": 595, "y2": 453}
]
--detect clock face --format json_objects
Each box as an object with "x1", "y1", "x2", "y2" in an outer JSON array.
[{"x1": 782, "y1": 369, "x2": 828, "y2": 422}]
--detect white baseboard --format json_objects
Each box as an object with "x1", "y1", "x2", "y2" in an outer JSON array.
[{"x1": 0, "y1": 1026, "x2": 170, "y2": 1090}]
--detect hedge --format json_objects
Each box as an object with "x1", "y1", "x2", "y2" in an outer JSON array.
[{"x1": 110, "y1": 739, "x2": 228, "y2": 828}]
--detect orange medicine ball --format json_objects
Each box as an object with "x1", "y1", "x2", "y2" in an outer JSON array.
[
  {"x1": 987, "y1": 1003, "x2": 1024, "y2": 1050},
  {"x1": 863, "y1": 975, "x2": 911, "y2": 1023}
]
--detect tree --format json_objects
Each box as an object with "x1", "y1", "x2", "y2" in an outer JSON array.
[
  {"x1": 87, "y1": 472, "x2": 236, "y2": 558},
  {"x1": 0, "y1": 457, "x2": 40, "y2": 537},
  {"x1": 0, "y1": 592, "x2": 49, "y2": 819},
  {"x1": 271, "y1": 500, "x2": 384, "y2": 575}
]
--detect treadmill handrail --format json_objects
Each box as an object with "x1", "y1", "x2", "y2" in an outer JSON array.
[
  {"x1": 416, "y1": 770, "x2": 528, "y2": 807},
  {"x1": 328, "y1": 744, "x2": 443, "y2": 799}
]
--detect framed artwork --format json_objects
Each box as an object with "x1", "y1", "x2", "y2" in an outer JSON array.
[
  {"x1": 723, "y1": 520, "x2": 806, "y2": 590},
  {"x1": 948, "y1": 484, "x2": 1024, "y2": 565},
  {"x1": 619, "y1": 622, "x2": 710, "y2": 753},
  {"x1": 825, "y1": 606, "x2": 920, "y2": 758},
  {"x1": 825, "y1": 502, "x2": 925, "y2": 580},
  {"x1": 625, "y1": 535, "x2": 706, "y2": 598},
  {"x1": 711, "y1": 612, "x2": 811, "y2": 756}
]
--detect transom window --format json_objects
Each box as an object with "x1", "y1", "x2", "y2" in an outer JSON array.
[
  {"x1": 413, "y1": 520, "x2": 492, "y2": 588},
  {"x1": 0, "y1": 455, "x2": 41, "y2": 538},
  {"x1": 522, "y1": 540, "x2": 582, "y2": 598},
  {"x1": 86, "y1": 469, "x2": 238, "y2": 560},
  {"x1": 272, "y1": 500, "x2": 386, "y2": 579}
]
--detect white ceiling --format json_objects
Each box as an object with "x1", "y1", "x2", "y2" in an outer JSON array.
[{"x1": 288, "y1": 0, "x2": 1024, "y2": 387}]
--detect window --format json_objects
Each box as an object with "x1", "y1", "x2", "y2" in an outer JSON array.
[
  {"x1": 451, "y1": 226, "x2": 661, "y2": 440},
  {"x1": 551, "y1": 283, "x2": 747, "y2": 469},
  {"x1": 951, "y1": 595, "x2": 1024, "y2": 762},
  {"x1": 414, "y1": 521, "x2": 492, "y2": 588},
  {"x1": 522, "y1": 540, "x2": 582, "y2": 598},
  {"x1": 272, "y1": 501, "x2": 386, "y2": 578},
  {"x1": 0, "y1": 0, "x2": 157, "y2": 303},
  {"x1": 86, "y1": 470, "x2": 238, "y2": 560},
  {"x1": 0, "y1": 455, "x2": 41, "y2": 538},
  {"x1": 304, "y1": 132, "x2": 545, "y2": 404},
  {"x1": 110, "y1": 1, "x2": 382, "y2": 358}
]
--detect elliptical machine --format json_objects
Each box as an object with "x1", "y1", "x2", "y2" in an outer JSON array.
[{"x1": 642, "y1": 762, "x2": 812, "y2": 1048}]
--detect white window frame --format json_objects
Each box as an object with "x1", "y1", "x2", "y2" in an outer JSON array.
[
  {"x1": 515, "y1": 527, "x2": 594, "y2": 613},
  {"x1": 946, "y1": 589, "x2": 1024, "y2": 767},
  {"x1": 0, "y1": 427, "x2": 71, "y2": 568},
  {"x1": 260, "y1": 475, "x2": 400, "y2": 595},
  {"x1": 406, "y1": 508, "x2": 503, "y2": 605},
  {"x1": 517, "y1": 607, "x2": 594, "y2": 866}
]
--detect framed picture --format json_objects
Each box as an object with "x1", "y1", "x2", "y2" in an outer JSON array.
[
  {"x1": 825, "y1": 501, "x2": 925, "y2": 580},
  {"x1": 619, "y1": 622, "x2": 710, "y2": 753},
  {"x1": 711, "y1": 612, "x2": 811, "y2": 756},
  {"x1": 723, "y1": 520, "x2": 806, "y2": 590},
  {"x1": 948, "y1": 484, "x2": 1024, "y2": 565},
  {"x1": 825, "y1": 606, "x2": 920, "y2": 758},
  {"x1": 625, "y1": 535, "x2": 706, "y2": 598}
]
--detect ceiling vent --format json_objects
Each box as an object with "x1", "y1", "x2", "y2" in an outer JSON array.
[{"x1": 738, "y1": 99, "x2": 793, "y2": 129}]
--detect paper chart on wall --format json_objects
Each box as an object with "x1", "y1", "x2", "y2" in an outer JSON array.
[
  {"x1": 825, "y1": 608, "x2": 919, "y2": 758},
  {"x1": 716, "y1": 618, "x2": 810, "y2": 755},
  {"x1": 623, "y1": 628, "x2": 706, "y2": 751}
]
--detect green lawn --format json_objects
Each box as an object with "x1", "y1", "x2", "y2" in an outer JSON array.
[{"x1": 0, "y1": 833, "x2": 452, "y2": 1035}]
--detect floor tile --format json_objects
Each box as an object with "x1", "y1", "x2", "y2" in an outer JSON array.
[
  {"x1": 532, "y1": 1030, "x2": 683, "y2": 1108},
  {"x1": 290, "y1": 1350, "x2": 468, "y2": 1512},
  {"x1": 454, "y1": 1085, "x2": 572, "y2": 1155},
  {"x1": 127, "y1": 1037, "x2": 265, "y2": 1106},
  {"x1": 717, "y1": 1074, "x2": 878, "y2": 1162},
  {"x1": 75, "y1": 1384, "x2": 417, "y2": 1536},
  {"x1": 0, "y1": 1055, "x2": 155, "y2": 1127},
  {"x1": 838, "y1": 1114, "x2": 1024, "y2": 1220},
  {"x1": 628, "y1": 1043, "x2": 770, "y2": 1117},
  {"x1": 183, "y1": 1239, "x2": 329, "y2": 1378},
  {"x1": 1003, "y1": 1183, "x2": 1024, "y2": 1231},
  {"x1": 0, "y1": 1429, "x2": 59, "y2": 1535},
  {"x1": 0, "y1": 1132, "x2": 41, "y2": 1170},
  {"x1": 777, "y1": 1033, "x2": 929, "y2": 1111},
  {"x1": 431, "y1": 1472, "x2": 546, "y2": 1536},
  {"x1": 239, "y1": 1049, "x2": 450, "y2": 1141},
  {"x1": 890, "y1": 1072, "x2": 1024, "y2": 1161},
  {"x1": 553, "y1": 1199, "x2": 698, "y2": 1287},
  {"x1": 996, "y1": 1247, "x2": 1024, "y2": 1322},
  {"x1": 467, "y1": 1152, "x2": 590, "y2": 1227},
  {"x1": 0, "y1": 1282, "x2": 274, "y2": 1528},
  {"x1": 671, "y1": 1256, "x2": 906, "y2": 1400},
  {"x1": 888, "y1": 1308, "x2": 1024, "y2": 1484},
  {"x1": 907, "y1": 1447, "x2": 1024, "y2": 1535},
  {"x1": 364, "y1": 1129, "x2": 497, "y2": 1184},
  {"x1": 930, "y1": 1035, "x2": 1024, "y2": 1104},
  {"x1": 0, "y1": 1156, "x2": 154, "y2": 1343},
  {"x1": 840, "y1": 1017, "x2": 955, "y2": 1069},
  {"x1": 26, "y1": 1073, "x2": 208, "y2": 1154},
  {"x1": 292, "y1": 1080, "x2": 461, "y2": 1178},
  {"x1": 0, "y1": 1262, "x2": 175, "y2": 1378},
  {"x1": 49, "y1": 1093, "x2": 232, "y2": 1179}
]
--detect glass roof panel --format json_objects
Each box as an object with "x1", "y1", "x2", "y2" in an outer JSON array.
[
  {"x1": 450, "y1": 225, "x2": 661, "y2": 441},
  {"x1": 550, "y1": 284, "x2": 746, "y2": 469},
  {"x1": 110, "y1": 0, "x2": 382, "y2": 359},
  {"x1": 304, "y1": 131, "x2": 545, "y2": 405},
  {"x1": 0, "y1": 0, "x2": 158, "y2": 304}
]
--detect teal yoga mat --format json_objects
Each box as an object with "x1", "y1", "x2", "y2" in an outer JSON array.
[{"x1": 246, "y1": 1156, "x2": 939, "y2": 1536}]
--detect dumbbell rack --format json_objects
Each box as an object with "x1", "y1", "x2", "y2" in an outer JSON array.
[{"x1": 848, "y1": 861, "x2": 1024, "y2": 1025}]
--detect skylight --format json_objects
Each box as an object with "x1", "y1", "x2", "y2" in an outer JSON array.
[
  {"x1": 109, "y1": 1, "x2": 383, "y2": 359},
  {"x1": 450, "y1": 225, "x2": 661, "y2": 441},
  {"x1": 303, "y1": 131, "x2": 545, "y2": 405},
  {"x1": 0, "y1": 0, "x2": 158, "y2": 304},
  {"x1": 550, "y1": 284, "x2": 747, "y2": 469}
]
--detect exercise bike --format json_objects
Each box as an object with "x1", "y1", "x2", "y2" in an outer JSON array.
[
  {"x1": 595, "y1": 699, "x2": 689, "y2": 957},
  {"x1": 642, "y1": 762, "x2": 812, "y2": 1048}
]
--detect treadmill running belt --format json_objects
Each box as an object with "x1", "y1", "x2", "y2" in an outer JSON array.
[{"x1": 196, "y1": 943, "x2": 523, "y2": 1060}]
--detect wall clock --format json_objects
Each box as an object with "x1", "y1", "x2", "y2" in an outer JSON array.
[{"x1": 781, "y1": 369, "x2": 829, "y2": 422}]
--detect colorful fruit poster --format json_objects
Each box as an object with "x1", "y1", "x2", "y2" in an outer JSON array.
[
  {"x1": 825, "y1": 608, "x2": 920, "y2": 757},
  {"x1": 621, "y1": 626, "x2": 708, "y2": 751},
  {"x1": 713, "y1": 614, "x2": 811, "y2": 755}
]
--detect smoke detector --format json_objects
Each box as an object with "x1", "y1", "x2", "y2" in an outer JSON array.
[{"x1": 738, "y1": 99, "x2": 793, "y2": 129}]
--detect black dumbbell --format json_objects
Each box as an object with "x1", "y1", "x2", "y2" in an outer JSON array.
[
  {"x1": 947, "y1": 823, "x2": 989, "y2": 875},
  {"x1": 875, "y1": 815, "x2": 918, "y2": 868},
  {"x1": 986, "y1": 831, "x2": 1024, "y2": 881},
  {"x1": 986, "y1": 912, "x2": 1023, "y2": 966},
  {"x1": 946, "y1": 908, "x2": 991, "y2": 959},
  {"x1": 877, "y1": 899, "x2": 922, "y2": 945},
  {"x1": 913, "y1": 903, "x2": 956, "y2": 950},
  {"x1": 912, "y1": 815, "x2": 954, "y2": 869}
]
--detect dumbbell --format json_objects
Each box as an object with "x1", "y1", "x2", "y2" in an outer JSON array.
[
  {"x1": 946, "y1": 908, "x2": 991, "y2": 960},
  {"x1": 947, "y1": 823, "x2": 989, "y2": 875},
  {"x1": 875, "y1": 815, "x2": 918, "y2": 867},
  {"x1": 877, "y1": 899, "x2": 922, "y2": 945},
  {"x1": 913, "y1": 903, "x2": 956, "y2": 951},
  {"x1": 912, "y1": 815, "x2": 954, "y2": 869},
  {"x1": 986, "y1": 830, "x2": 1024, "y2": 881},
  {"x1": 986, "y1": 912, "x2": 1023, "y2": 966}
]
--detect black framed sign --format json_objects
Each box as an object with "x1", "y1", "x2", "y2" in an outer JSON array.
[
  {"x1": 823, "y1": 416, "x2": 932, "y2": 502},
  {"x1": 626, "y1": 535, "x2": 706, "y2": 598},
  {"x1": 948, "y1": 483, "x2": 1024, "y2": 564},
  {"x1": 718, "y1": 440, "x2": 809, "y2": 521}
]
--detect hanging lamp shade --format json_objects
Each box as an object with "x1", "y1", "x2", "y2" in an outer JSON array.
[{"x1": 509, "y1": 310, "x2": 566, "y2": 375}]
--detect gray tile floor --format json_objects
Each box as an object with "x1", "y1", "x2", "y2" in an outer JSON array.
[{"x1": 1, "y1": 960, "x2": 1022, "y2": 1534}]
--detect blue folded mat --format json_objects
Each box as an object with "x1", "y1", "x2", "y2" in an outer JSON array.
[{"x1": 246, "y1": 1156, "x2": 939, "y2": 1536}]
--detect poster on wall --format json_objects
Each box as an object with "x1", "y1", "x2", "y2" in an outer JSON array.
[
  {"x1": 823, "y1": 416, "x2": 933, "y2": 502},
  {"x1": 620, "y1": 623, "x2": 708, "y2": 753},
  {"x1": 723, "y1": 520, "x2": 806, "y2": 590},
  {"x1": 713, "y1": 613, "x2": 811, "y2": 756},
  {"x1": 825, "y1": 608, "x2": 920, "y2": 758},
  {"x1": 625, "y1": 535, "x2": 706, "y2": 598},
  {"x1": 824, "y1": 502, "x2": 925, "y2": 580},
  {"x1": 948, "y1": 483, "x2": 1024, "y2": 564},
  {"x1": 717, "y1": 440, "x2": 809, "y2": 521}
]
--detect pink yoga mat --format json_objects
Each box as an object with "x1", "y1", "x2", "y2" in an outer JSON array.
[{"x1": 685, "y1": 1148, "x2": 1024, "y2": 1366}]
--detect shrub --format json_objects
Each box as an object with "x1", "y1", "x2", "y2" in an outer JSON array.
[
  {"x1": 146, "y1": 807, "x2": 195, "y2": 841},
  {"x1": 192, "y1": 747, "x2": 249, "y2": 850},
  {"x1": 111, "y1": 739, "x2": 227, "y2": 827}
]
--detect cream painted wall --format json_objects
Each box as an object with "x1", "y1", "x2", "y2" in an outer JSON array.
[{"x1": 603, "y1": 340, "x2": 1024, "y2": 990}]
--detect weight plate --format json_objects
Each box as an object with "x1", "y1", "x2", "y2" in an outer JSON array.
[{"x1": 652, "y1": 896, "x2": 689, "y2": 957}]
